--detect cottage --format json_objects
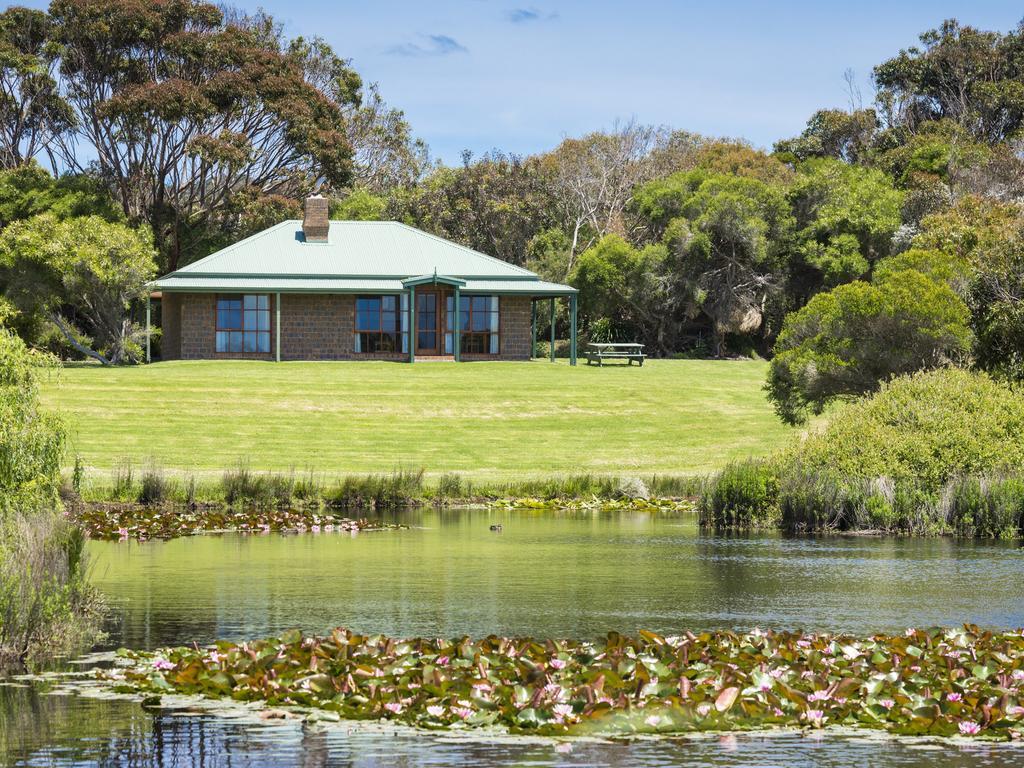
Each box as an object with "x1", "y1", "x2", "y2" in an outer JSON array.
[{"x1": 148, "y1": 197, "x2": 578, "y2": 364}]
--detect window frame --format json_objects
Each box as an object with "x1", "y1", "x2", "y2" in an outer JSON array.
[
  {"x1": 354, "y1": 294, "x2": 408, "y2": 354},
  {"x1": 215, "y1": 294, "x2": 270, "y2": 354},
  {"x1": 458, "y1": 295, "x2": 500, "y2": 355}
]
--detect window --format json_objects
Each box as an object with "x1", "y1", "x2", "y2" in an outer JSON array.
[
  {"x1": 446, "y1": 295, "x2": 499, "y2": 354},
  {"x1": 355, "y1": 295, "x2": 408, "y2": 353},
  {"x1": 216, "y1": 295, "x2": 269, "y2": 353}
]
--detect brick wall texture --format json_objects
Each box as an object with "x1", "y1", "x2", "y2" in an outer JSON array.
[{"x1": 161, "y1": 292, "x2": 534, "y2": 362}]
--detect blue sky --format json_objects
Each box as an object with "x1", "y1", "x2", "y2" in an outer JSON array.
[{"x1": 21, "y1": 1, "x2": 1024, "y2": 164}]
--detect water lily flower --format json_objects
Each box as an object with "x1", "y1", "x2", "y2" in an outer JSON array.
[
  {"x1": 879, "y1": 698, "x2": 895, "y2": 709},
  {"x1": 152, "y1": 658, "x2": 175, "y2": 671},
  {"x1": 384, "y1": 702, "x2": 404, "y2": 715},
  {"x1": 310, "y1": 525, "x2": 321, "y2": 533},
  {"x1": 453, "y1": 707, "x2": 473, "y2": 720},
  {"x1": 958, "y1": 721, "x2": 981, "y2": 736},
  {"x1": 436, "y1": 656, "x2": 449, "y2": 666},
  {"x1": 772, "y1": 707, "x2": 785, "y2": 717},
  {"x1": 549, "y1": 658, "x2": 567, "y2": 670},
  {"x1": 768, "y1": 668, "x2": 785, "y2": 679},
  {"x1": 552, "y1": 704, "x2": 574, "y2": 723},
  {"x1": 758, "y1": 680, "x2": 772, "y2": 692},
  {"x1": 696, "y1": 701, "x2": 713, "y2": 717},
  {"x1": 947, "y1": 692, "x2": 962, "y2": 702},
  {"x1": 808, "y1": 690, "x2": 831, "y2": 702},
  {"x1": 117, "y1": 527, "x2": 129, "y2": 539},
  {"x1": 905, "y1": 627, "x2": 916, "y2": 637},
  {"x1": 426, "y1": 705, "x2": 445, "y2": 718},
  {"x1": 804, "y1": 709, "x2": 826, "y2": 727},
  {"x1": 644, "y1": 714, "x2": 662, "y2": 728},
  {"x1": 1012, "y1": 670, "x2": 1024, "y2": 681},
  {"x1": 796, "y1": 640, "x2": 811, "y2": 649}
]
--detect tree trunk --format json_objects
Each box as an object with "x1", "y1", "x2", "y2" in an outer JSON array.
[{"x1": 49, "y1": 314, "x2": 112, "y2": 366}]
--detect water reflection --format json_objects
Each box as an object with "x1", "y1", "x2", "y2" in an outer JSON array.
[
  {"x1": 87, "y1": 508, "x2": 1024, "y2": 650},
  {"x1": 3, "y1": 683, "x2": 1023, "y2": 768}
]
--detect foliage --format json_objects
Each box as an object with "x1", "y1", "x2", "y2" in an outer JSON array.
[
  {"x1": 389, "y1": 151, "x2": 556, "y2": 267},
  {"x1": 0, "y1": 329, "x2": 99, "y2": 666},
  {"x1": 107, "y1": 625, "x2": 1024, "y2": 739},
  {"x1": 774, "y1": 109, "x2": 879, "y2": 164},
  {"x1": 0, "y1": 213, "x2": 157, "y2": 364},
  {"x1": 571, "y1": 235, "x2": 676, "y2": 353},
  {"x1": 0, "y1": 162, "x2": 121, "y2": 227},
  {"x1": 789, "y1": 158, "x2": 903, "y2": 287},
  {"x1": 766, "y1": 256, "x2": 971, "y2": 424},
  {"x1": 698, "y1": 459, "x2": 779, "y2": 529},
  {"x1": 785, "y1": 368, "x2": 1024, "y2": 490},
  {"x1": 331, "y1": 188, "x2": 387, "y2": 221},
  {"x1": 873, "y1": 19, "x2": 1024, "y2": 144}
]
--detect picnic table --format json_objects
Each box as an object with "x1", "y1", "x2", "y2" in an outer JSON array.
[{"x1": 585, "y1": 342, "x2": 646, "y2": 366}]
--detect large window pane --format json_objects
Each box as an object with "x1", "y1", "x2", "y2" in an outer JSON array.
[{"x1": 244, "y1": 295, "x2": 258, "y2": 310}]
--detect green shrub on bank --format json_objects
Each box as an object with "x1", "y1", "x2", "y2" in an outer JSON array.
[
  {"x1": 0, "y1": 330, "x2": 101, "y2": 667},
  {"x1": 702, "y1": 368, "x2": 1024, "y2": 536},
  {"x1": 699, "y1": 459, "x2": 779, "y2": 528}
]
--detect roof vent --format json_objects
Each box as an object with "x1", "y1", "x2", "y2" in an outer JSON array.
[{"x1": 302, "y1": 195, "x2": 329, "y2": 243}]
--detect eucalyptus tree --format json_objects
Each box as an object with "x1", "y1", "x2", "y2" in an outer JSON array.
[{"x1": 43, "y1": 0, "x2": 359, "y2": 270}]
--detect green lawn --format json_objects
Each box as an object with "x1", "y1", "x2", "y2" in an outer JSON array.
[{"x1": 41, "y1": 359, "x2": 794, "y2": 480}]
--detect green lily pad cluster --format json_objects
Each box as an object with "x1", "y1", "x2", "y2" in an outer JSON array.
[
  {"x1": 489, "y1": 497, "x2": 695, "y2": 513},
  {"x1": 75, "y1": 506, "x2": 407, "y2": 541},
  {"x1": 104, "y1": 625, "x2": 1024, "y2": 739}
]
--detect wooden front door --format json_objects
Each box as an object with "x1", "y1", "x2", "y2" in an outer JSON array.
[{"x1": 416, "y1": 289, "x2": 441, "y2": 355}]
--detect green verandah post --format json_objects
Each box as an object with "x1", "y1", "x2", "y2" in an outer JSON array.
[
  {"x1": 145, "y1": 294, "x2": 151, "y2": 363},
  {"x1": 275, "y1": 292, "x2": 281, "y2": 362},
  {"x1": 569, "y1": 293, "x2": 577, "y2": 366},
  {"x1": 408, "y1": 286, "x2": 416, "y2": 363},
  {"x1": 530, "y1": 300, "x2": 537, "y2": 359},
  {"x1": 549, "y1": 297, "x2": 556, "y2": 362},
  {"x1": 453, "y1": 285, "x2": 461, "y2": 362}
]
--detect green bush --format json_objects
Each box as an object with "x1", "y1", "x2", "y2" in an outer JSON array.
[
  {"x1": 786, "y1": 368, "x2": 1024, "y2": 489},
  {"x1": 702, "y1": 369, "x2": 1024, "y2": 537},
  {"x1": 222, "y1": 464, "x2": 295, "y2": 508},
  {"x1": 699, "y1": 459, "x2": 779, "y2": 529},
  {"x1": 0, "y1": 330, "x2": 101, "y2": 667}
]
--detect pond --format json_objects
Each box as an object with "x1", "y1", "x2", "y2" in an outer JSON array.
[{"x1": 4, "y1": 508, "x2": 1024, "y2": 767}]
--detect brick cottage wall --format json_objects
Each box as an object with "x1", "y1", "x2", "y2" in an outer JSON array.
[
  {"x1": 159, "y1": 293, "x2": 182, "y2": 360},
  {"x1": 167, "y1": 291, "x2": 536, "y2": 362}
]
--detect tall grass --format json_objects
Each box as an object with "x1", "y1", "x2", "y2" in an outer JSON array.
[{"x1": 699, "y1": 460, "x2": 779, "y2": 529}]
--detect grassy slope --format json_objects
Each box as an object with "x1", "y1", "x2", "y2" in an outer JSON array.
[{"x1": 41, "y1": 359, "x2": 792, "y2": 480}]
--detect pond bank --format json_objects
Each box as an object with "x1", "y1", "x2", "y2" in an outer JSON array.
[{"x1": 102, "y1": 625, "x2": 1024, "y2": 740}]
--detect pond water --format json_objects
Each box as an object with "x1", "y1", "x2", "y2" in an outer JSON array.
[{"x1": 4, "y1": 508, "x2": 1024, "y2": 767}]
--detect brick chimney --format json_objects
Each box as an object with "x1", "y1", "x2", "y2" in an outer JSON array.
[{"x1": 302, "y1": 195, "x2": 329, "y2": 242}]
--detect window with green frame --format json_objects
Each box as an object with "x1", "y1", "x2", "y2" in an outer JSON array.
[
  {"x1": 446, "y1": 295, "x2": 499, "y2": 354},
  {"x1": 355, "y1": 295, "x2": 409, "y2": 353},
  {"x1": 216, "y1": 294, "x2": 270, "y2": 353}
]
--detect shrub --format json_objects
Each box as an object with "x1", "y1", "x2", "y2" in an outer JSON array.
[
  {"x1": 767, "y1": 259, "x2": 972, "y2": 424},
  {"x1": 941, "y1": 475, "x2": 1024, "y2": 538},
  {"x1": 436, "y1": 473, "x2": 464, "y2": 500},
  {"x1": 786, "y1": 368, "x2": 1024, "y2": 489},
  {"x1": 222, "y1": 464, "x2": 295, "y2": 508},
  {"x1": 0, "y1": 330, "x2": 101, "y2": 666},
  {"x1": 138, "y1": 464, "x2": 170, "y2": 505},
  {"x1": 699, "y1": 459, "x2": 779, "y2": 529}
]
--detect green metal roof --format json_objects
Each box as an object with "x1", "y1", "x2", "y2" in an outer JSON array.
[
  {"x1": 154, "y1": 275, "x2": 576, "y2": 296},
  {"x1": 152, "y1": 219, "x2": 575, "y2": 295}
]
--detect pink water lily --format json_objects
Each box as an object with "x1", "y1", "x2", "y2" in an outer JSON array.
[
  {"x1": 947, "y1": 692, "x2": 962, "y2": 702},
  {"x1": 959, "y1": 721, "x2": 981, "y2": 736},
  {"x1": 152, "y1": 658, "x2": 175, "y2": 671},
  {"x1": 436, "y1": 655, "x2": 449, "y2": 666},
  {"x1": 696, "y1": 701, "x2": 712, "y2": 717},
  {"x1": 804, "y1": 709, "x2": 826, "y2": 727},
  {"x1": 426, "y1": 705, "x2": 445, "y2": 718},
  {"x1": 807, "y1": 690, "x2": 831, "y2": 702},
  {"x1": 452, "y1": 707, "x2": 473, "y2": 720},
  {"x1": 552, "y1": 704, "x2": 574, "y2": 723},
  {"x1": 384, "y1": 701, "x2": 403, "y2": 714},
  {"x1": 879, "y1": 698, "x2": 895, "y2": 709},
  {"x1": 549, "y1": 658, "x2": 567, "y2": 670},
  {"x1": 644, "y1": 714, "x2": 662, "y2": 727}
]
